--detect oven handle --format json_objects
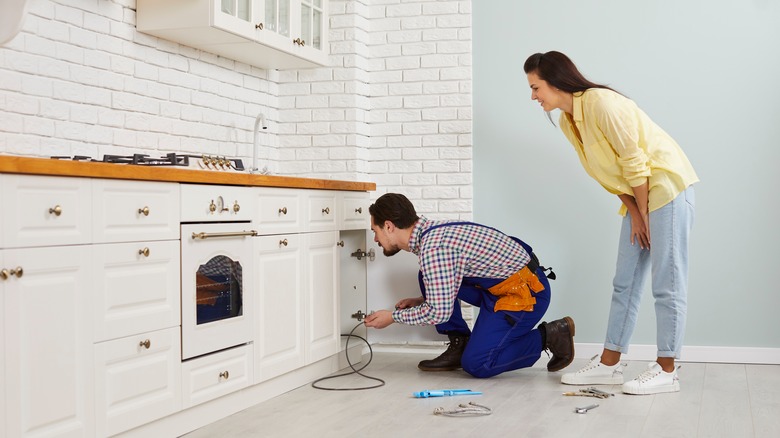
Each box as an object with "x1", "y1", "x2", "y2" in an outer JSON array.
[{"x1": 191, "y1": 230, "x2": 258, "y2": 239}]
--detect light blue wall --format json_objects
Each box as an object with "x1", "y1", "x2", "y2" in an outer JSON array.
[{"x1": 473, "y1": 0, "x2": 780, "y2": 349}]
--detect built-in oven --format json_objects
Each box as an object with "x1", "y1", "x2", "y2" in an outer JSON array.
[{"x1": 180, "y1": 185, "x2": 256, "y2": 360}]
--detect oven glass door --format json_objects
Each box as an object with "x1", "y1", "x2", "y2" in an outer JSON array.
[{"x1": 181, "y1": 222, "x2": 255, "y2": 360}]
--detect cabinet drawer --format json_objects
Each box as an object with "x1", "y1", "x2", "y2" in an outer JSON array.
[
  {"x1": 340, "y1": 191, "x2": 370, "y2": 230},
  {"x1": 253, "y1": 233, "x2": 302, "y2": 253},
  {"x1": 306, "y1": 190, "x2": 338, "y2": 232},
  {"x1": 181, "y1": 344, "x2": 253, "y2": 408},
  {"x1": 94, "y1": 327, "x2": 181, "y2": 437},
  {"x1": 255, "y1": 188, "x2": 303, "y2": 235},
  {"x1": 93, "y1": 240, "x2": 181, "y2": 342},
  {"x1": 1, "y1": 174, "x2": 92, "y2": 248},
  {"x1": 93, "y1": 180, "x2": 180, "y2": 243},
  {"x1": 181, "y1": 184, "x2": 255, "y2": 222}
]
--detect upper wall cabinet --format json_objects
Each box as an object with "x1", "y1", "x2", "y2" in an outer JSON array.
[{"x1": 136, "y1": 0, "x2": 329, "y2": 70}]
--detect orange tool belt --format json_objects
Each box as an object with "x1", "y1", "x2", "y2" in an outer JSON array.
[{"x1": 488, "y1": 265, "x2": 545, "y2": 312}]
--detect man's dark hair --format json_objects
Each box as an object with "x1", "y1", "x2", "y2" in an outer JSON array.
[{"x1": 369, "y1": 193, "x2": 419, "y2": 229}]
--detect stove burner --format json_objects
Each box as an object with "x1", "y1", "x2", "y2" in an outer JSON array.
[
  {"x1": 51, "y1": 155, "x2": 100, "y2": 162},
  {"x1": 51, "y1": 153, "x2": 245, "y2": 171},
  {"x1": 102, "y1": 153, "x2": 190, "y2": 166}
]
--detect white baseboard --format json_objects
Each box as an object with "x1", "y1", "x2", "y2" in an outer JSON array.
[
  {"x1": 372, "y1": 342, "x2": 780, "y2": 365},
  {"x1": 574, "y1": 343, "x2": 780, "y2": 365}
]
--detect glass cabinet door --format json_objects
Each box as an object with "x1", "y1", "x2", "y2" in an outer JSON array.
[
  {"x1": 213, "y1": 0, "x2": 261, "y2": 40},
  {"x1": 221, "y1": 0, "x2": 252, "y2": 21},
  {"x1": 300, "y1": 0, "x2": 323, "y2": 50},
  {"x1": 265, "y1": 0, "x2": 291, "y2": 36}
]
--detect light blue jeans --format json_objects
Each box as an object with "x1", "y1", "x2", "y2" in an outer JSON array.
[{"x1": 605, "y1": 186, "x2": 695, "y2": 359}]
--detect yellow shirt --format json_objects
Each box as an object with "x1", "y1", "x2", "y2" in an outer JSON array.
[{"x1": 559, "y1": 88, "x2": 699, "y2": 215}]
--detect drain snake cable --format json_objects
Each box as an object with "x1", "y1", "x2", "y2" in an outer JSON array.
[
  {"x1": 310, "y1": 322, "x2": 493, "y2": 417},
  {"x1": 311, "y1": 321, "x2": 385, "y2": 391}
]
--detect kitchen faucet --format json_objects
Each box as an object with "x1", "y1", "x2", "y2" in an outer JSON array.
[{"x1": 250, "y1": 112, "x2": 267, "y2": 173}]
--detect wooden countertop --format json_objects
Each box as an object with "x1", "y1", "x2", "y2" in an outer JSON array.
[{"x1": 0, "y1": 156, "x2": 376, "y2": 192}]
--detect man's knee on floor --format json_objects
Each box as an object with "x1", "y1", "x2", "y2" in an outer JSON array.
[{"x1": 461, "y1": 355, "x2": 498, "y2": 378}]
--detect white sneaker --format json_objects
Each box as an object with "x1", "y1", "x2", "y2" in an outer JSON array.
[
  {"x1": 561, "y1": 354, "x2": 624, "y2": 385},
  {"x1": 622, "y1": 362, "x2": 680, "y2": 395}
]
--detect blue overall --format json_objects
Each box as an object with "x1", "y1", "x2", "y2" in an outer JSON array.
[{"x1": 418, "y1": 223, "x2": 551, "y2": 378}]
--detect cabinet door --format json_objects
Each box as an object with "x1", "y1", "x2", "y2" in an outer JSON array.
[
  {"x1": 212, "y1": 0, "x2": 263, "y2": 40},
  {"x1": 291, "y1": 0, "x2": 328, "y2": 59},
  {"x1": 4, "y1": 246, "x2": 94, "y2": 438},
  {"x1": 0, "y1": 252, "x2": 5, "y2": 438},
  {"x1": 258, "y1": 0, "x2": 294, "y2": 47},
  {"x1": 93, "y1": 179, "x2": 180, "y2": 244},
  {"x1": 93, "y1": 240, "x2": 181, "y2": 342},
  {"x1": 94, "y1": 327, "x2": 181, "y2": 437},
  {"x1": 255, "y1": 188, "x2": 303, "y2": 235},
  {"x1": 305, "y1": 231, "x2": 340, "y2": 364},
  {"x1": 182, "y1": 344, "x2": 253, "y2": 408},
  {"x1": 305, "y1": 190, "x2": 338, "y2": 232},
  {"x1": 340, "y1": 191, "x2": 370, "y2": 230},
  {"x1": 1, "y1": 175, "x2": 91, "y2": 248},
  {"x1": 254, "y1": 233, "x2": 304, "y2": 382}
]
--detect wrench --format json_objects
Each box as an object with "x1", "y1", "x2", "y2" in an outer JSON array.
[{"x1": 574, "y1": 403, "x2": 599, "y2": 414}]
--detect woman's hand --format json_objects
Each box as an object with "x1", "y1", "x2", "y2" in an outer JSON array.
[
  {"x1": 631, "y1": 211, "x2": 651, "y2": 249},
  {"x1": 620, "y1": 182, "x2": 651, "y2": 249}
]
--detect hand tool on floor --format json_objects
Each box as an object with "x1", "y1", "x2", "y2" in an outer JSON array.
[
  {"x1": 434, "y1": 401, "x2": 492, "y2": 417},
  {"x1": 413, "y1": 389, "x2": 482, "y2": 398},
  {"x1": 562, "y1": 387, "x2": 614, "y2": 399},
  {"x1": 574, "y1": 403, "x2": 599, "y2": 414}
]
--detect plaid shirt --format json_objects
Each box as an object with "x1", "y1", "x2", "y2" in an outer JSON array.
[{"x1": 392, "y1": 217, "x2": 531, "y2": 326}]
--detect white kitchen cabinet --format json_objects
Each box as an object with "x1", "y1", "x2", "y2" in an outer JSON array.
[
  {"x1": 3, "y1": 245, "x2": 94, "y2": 438},
  {"x1": 180, "y1": 184, "x2": 255, "y2": 223},
  {"x1": 0, "y1": 255, "x2": 5, "y2": 438},
  {"x1": 305, "y1": 231, "x2": 340, "y2": 364},
  {"x1": 254, "y1": 230, "x2": 340, "y2": 383},
  {"x1": 92, "y1": 240, "x2": 181, "y2": 343},
  {"x1": 136, "y1": 0, "x2": 329, "y2": 70},
  {"x1": 339, "y1": 191, "x2": 370, "y2": 230},
  {"x1": 0, "y1": 174, "x2": 91, "y2": 249},
  {"x1": 254, "y1": 232, "x2": 304, "y2": 381},
  {"x1": 181, "y1": 344, "x2": 253, "y2": 408},
  {"x1": 93, "y1": 180, "x2": 180, "y2": 244},
  {"x1": 305, "y1": 190, "x2": 338, "y2": 232},
  {"x1": 94, "y1": 327, "x2": 181, "y2": 437},
  {"x1": 254, "y1": 188, "x2": 303, "y2": 235}
]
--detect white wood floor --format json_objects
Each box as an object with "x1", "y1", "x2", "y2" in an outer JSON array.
[{"x1": 184, "y1": 351, "x2": 780, "y2": 438}]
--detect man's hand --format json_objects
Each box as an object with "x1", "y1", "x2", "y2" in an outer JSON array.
[
  {"x1": 395, "y1": 296, "x2": 424, "y2": 309},
  {"x1": 363, "y1": 310, "x2": 395, "y2": 329}
]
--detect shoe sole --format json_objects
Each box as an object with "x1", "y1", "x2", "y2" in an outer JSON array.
[
  {"x1": 561, "y1": 375, "x2": 624, "y2": 385},
  {"x1": 622, "y1": 382, "x2": 680, "y2": 395},
  {"x1": 417, "y1": 365, "x2": 460, "y2": 372},
  {"x1": 547, "y1": 316, "x2": 575, "y2": 372}
]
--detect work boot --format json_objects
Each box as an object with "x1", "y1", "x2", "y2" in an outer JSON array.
[
  {"x1": 418, "y1": 333, "x2": 469, "y2": 371},
  {"x1": 539, "y1": 316, "x2": 575, "y2": 372}
]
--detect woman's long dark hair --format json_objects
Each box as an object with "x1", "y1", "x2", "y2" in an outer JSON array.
[
  {"x1": 524, "y1": 51, "x2": 620, "y2": 125},
  {"x1": 523, "y1": 51, "x2": 617, "y2": 94}
]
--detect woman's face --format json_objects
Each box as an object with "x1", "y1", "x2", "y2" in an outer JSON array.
[{"x1": 527, "y1": 71, "x2": 561, "y2": 112}]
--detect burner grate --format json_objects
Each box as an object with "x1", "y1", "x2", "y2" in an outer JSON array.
[{"x1": 51, "y1": 153, "x2": 244, "y2": 171}]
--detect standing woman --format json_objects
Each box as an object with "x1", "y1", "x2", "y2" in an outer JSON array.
[{"x1": 524, "y1": 51, "x2": 698, "y2": 395}]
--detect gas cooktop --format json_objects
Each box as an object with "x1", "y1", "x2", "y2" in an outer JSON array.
[{"x1": 51, "y1": 153, "x2": 245, "y2": 171}]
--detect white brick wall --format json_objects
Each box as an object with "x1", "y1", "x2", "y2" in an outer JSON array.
[{"x1": 0, "y1": 0, "x2": 472, "y2": 219}]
